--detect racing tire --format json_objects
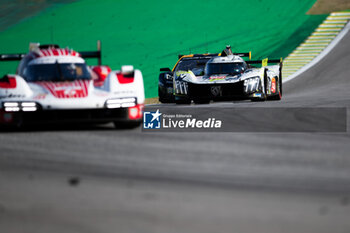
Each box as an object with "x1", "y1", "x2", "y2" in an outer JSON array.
[
  {"x1": 250, "y1": 97, "x2": 265, "y2": 102},
  {"x1": 193, "y1": 98, "x2": 210, "y2": 104},
  {"x1": 175, "y1": 96, "x2": 191, "y2": 105},
  {"x1": 159, "y1": 96, "x2": 174, "y2": 103},
  {"x1": 114, "y1": 120, "x2": 142, "y2": 129},
  {"x1": 0, "y1": 114, "x2": 25, "y2": 130}
]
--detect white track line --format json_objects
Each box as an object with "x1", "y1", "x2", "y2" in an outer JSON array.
[{"x1": 283, "y1": 21, "x2": 350, "y2": 83}]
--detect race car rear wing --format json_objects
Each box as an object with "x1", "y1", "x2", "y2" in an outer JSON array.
[
  {"x1": 177, "y1": 52, "x2": 251, "y2": 60},
  {"x1": 0, "y1": 53, "x2": 26, "y2": 61},
  {"x1": 0, "y1": 40, "x2": 102, "y2": 65},
  {"x1": 80, "y1": 40, "x2": 102, "y2": 65},
  {"x1": 247, "y1": 58, "x2": 283, "y2": 67},
  {"x1": 178, "y1": 53, "x2": 219, "y2": 59},
  {"x1": 232, "y1": 52, "x2": 251, "y2": 60}
]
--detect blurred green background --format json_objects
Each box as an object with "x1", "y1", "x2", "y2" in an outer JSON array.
[{"x1": 0, "y1": 0, "x2": 327, "y2": 98}]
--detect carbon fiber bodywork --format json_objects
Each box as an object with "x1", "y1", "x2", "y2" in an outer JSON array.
[{"x1": 187, "y1": 81, "x2": 246, "y2": 100}]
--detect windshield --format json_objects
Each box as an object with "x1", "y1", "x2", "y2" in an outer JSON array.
[
  {"x1": 23, "y1": 62, "x2": 91, "y2": 82},
  {"x1": 205, "y1": 62, "x2": 246, "y2": 76},
  {"x1": 175, "y1": 58, "x2": 210, "y2": 76}
]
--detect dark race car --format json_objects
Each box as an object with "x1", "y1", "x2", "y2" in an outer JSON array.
[
  {"x1": 158, "y1": 53, "x2": 219, "y2": 104},
  {"x1": 159, "y1": 46, "x2": 282, "y2": 104}
]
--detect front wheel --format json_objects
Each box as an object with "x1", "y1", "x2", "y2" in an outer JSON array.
[
  {"x1": 113, "y1": 120, "x2": 142, "y2": 129},
  {"x1": 158, "y1": 86, "x2": 174, "y2": 103},
  {"x1": 193, "y1": 98, "x2": 210, "y2": 104},
  {"x1": 175, "y1": 96, "x2": 191, "y2": 104}
]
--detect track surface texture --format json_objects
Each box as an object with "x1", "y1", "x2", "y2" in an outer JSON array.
[{"x1": 1, "y1": 31, "x2": 350, "y2": 233}]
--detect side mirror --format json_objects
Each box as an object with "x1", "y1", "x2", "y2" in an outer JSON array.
[
  {"x1": 160, "y1": 67, "x2": 171, "y2": 72},
  {"x1": 91, "y1": 66, "x2": 111, "y2": 86}
]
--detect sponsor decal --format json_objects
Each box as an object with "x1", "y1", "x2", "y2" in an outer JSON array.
[
  {"x1": 175, "y1": 71, "x2": 189, "y2": 80},
  {"x1": 163, "y1": 117, "x2": 222, "y2": 128},
  {"x1": 143, "y1": 109, "x2": 222, "y2": 130},
  {"x1": 253, "y1": 93, "x2": 262, "y2": 97},
  {"x1": 142, "y1": 107, "x2": 346, "y2": 132},
  {"x1": 209, "y1": 76, "x2": 226, "y2": 82},
  {"x1": 113, "y1": 90, "x2": 134, "y2": 95},
  {"x1": 271, "y1": 78, "x2": 276, "y2": 93},
  {"x1": 33, "y1": 94, "x2": 47, "y2": 99},
  {"x1": 179, "y1": 73, "x2": 187, "y2": 79},
  {"x1": 0, "y1": 94, "x2": 26, "y2": 99},
  {"x1": 210, "y1": 86, "x2": 222, "y2": 96}
]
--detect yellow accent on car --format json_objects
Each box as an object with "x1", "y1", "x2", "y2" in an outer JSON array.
[
  {"x1": 262, "y1": 58, "x2": 268, "y2": 67},
  {"x1": 171, "y1": 53, "x2": 222, "y2": 71},
  {"x1": 175, "y1": 70, "x2": 190, "y2": 76},
  {"x1": 172, "y1": 54, "x2": 194, "y2": 71}
]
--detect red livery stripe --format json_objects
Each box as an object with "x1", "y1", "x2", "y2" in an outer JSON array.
[
  {"x1": 0, "y1": 76, "x2": 17, "y2": 88},
  {"x1": 271, "y1": 78, "x2": 276, "y2": 93},
  {"x1": 116, "y1": 73, "x2": 134, "y2": 84},
  {"x1": 35, "y1": 80, "x2": 90, "y2": 98},
  {"x1": 52, "y1": 49, "x2": 59, "y2": 56},
  {"x1": 92, "y1": 66, "x2": 111, "y2": 86},
  {"x1": 31, "y1": 48, "x2": 82, "y2": 58}
]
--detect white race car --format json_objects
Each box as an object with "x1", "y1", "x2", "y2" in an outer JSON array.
[{"x1": 0, "y1": 41, "x2": 144, "y2": 128}]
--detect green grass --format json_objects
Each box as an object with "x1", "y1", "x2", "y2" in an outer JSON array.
[{"x1": 0, "y1": 0, "x2": 327, "y2": 98}]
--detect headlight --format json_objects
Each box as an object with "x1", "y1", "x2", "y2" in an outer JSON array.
[
  {"x1": 2, "y1": 102, "x2": 38, "y2": 112},
  {"x1": 105, "y1": 98, "x2": 136, "y2": 109},
  {"x1": 244, "y1": 77, "x2": 260, "y2": 93}
]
